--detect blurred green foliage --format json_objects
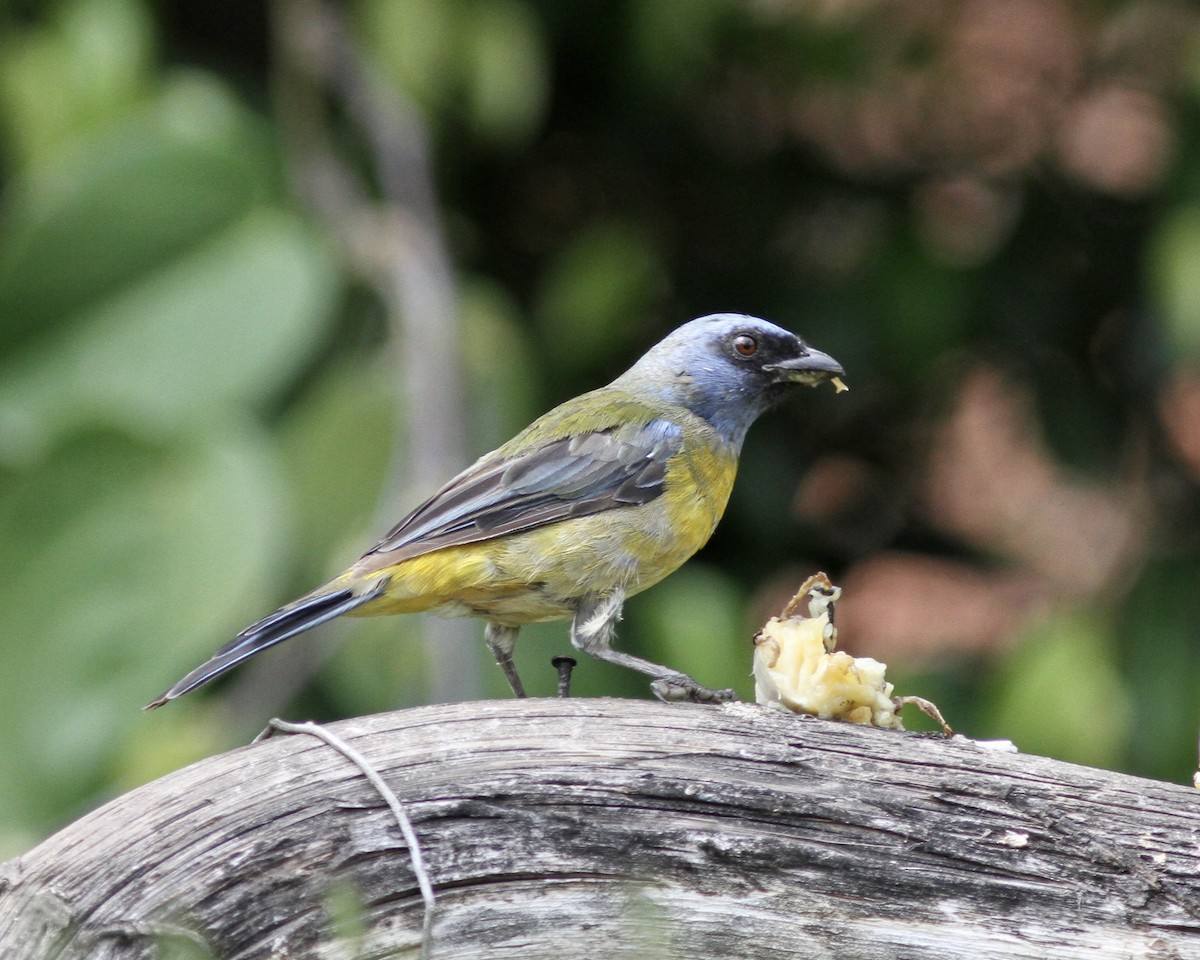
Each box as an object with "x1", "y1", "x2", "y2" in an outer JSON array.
[{"x1": 3, "y1": 0, "x2": 1200, "y2": 858}]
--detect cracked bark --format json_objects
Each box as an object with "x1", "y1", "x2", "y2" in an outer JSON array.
[{"x1": 2, "y1": 699, "x2": 1199, "y2": 959}]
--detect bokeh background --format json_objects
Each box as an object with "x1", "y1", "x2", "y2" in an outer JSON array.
[{"x1": 3, "y1": 0, "x2": 1200, "y2": 857}]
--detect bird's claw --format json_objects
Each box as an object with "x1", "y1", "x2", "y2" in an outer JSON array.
[{"x1": 651, "y1": 674, "x2": 740, "y2": 704}]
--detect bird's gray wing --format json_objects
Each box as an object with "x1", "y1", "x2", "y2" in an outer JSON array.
[{"x1": 364, "y1": 419, "x2": 684, "y2": 562}]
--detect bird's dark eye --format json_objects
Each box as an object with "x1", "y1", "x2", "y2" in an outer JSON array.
[{"x1": 733, "y1": 334, "x2": 758, "y2": 357}]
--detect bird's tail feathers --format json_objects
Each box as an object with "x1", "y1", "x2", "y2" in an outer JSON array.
[{"x1": 144, "y1": 580, "x2": 387, "y2": 709}]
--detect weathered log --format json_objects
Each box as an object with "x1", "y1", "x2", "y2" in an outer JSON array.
[{"x1": 2, "y1": 698, "x2": 1199, "y2": 959}]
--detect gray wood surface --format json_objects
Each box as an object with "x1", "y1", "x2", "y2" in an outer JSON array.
[{"x1": 2, "y1": 698, "x2": 1199, "y2": 959}]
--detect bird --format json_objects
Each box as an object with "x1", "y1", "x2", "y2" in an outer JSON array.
[{"x1": 146, "y1": 313, "x2": 845, "y2": 709}]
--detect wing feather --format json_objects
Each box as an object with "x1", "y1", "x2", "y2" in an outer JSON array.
[{"x1": 364, "y1": 419, "x2": 684, "y2": 563}]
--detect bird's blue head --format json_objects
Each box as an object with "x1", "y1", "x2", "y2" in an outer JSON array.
[{"x1": 611, "y1": 313, "x2": 845, "y2": 449}]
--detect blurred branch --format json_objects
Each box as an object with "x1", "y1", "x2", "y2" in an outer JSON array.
[
  {"x1": 242, "y1": 0, "x2": 475, "y2": 711},
  {"x1": 4, "y1": 700, "x2": 1200, "y2": 957}
]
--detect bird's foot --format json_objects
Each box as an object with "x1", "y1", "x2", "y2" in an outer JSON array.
[{"x1": 650, "y1": 673, "x2": 740, "y2": 704}]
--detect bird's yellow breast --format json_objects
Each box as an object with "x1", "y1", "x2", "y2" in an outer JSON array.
[{"x1": 344, "y1": 432, "x2": 739, "y2": 626}]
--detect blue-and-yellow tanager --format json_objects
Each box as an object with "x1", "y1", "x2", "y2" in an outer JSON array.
[{"x1": 147, "y1": 313, "x2": 845, "y2": 707}]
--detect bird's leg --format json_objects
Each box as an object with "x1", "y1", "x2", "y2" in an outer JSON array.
[
  {"x1": 484, "y1": 623, "x2": 526, "y2": 698},
  {"x1": 570, "y1": 592, "x2": 739, "y2": 704}
]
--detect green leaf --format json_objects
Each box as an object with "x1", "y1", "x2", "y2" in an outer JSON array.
[
  {"x1": 534, "y1": 219, "x2": 666, "y2": 372},
  {"x1": 1117, "y1": 557, "x2": 1200, "y2": 782},
  {"x1": 320, "y1": 615, "x2": 433, "y2": 714},
  {"x1": 460, "y1": 276, "x2": 540, "y2": 450},
  {"x1": 0, "y1": 424, "x2": 288, "y2": 832},
  {"x1": 980, "y1": 613, "x2": 1132, "y2": 768},
  {"x1": 355, "y1": 0, "x2": 458, "y2": 114},
  {"x1": 0, "y1": 209, "x2": 339, "y2": 459},
  {"x1": 0, "y1": 0, "x2": 155, "y2": 165},
  {"x1": 874, "y1": 240, "x2": 972, "y2": 375},
  {"x1": 630, "y1": 0, "x2": 732, "y2": 92},
  {"x1": 276, "y1": 359, "x2": 399, "y2": 583},
  {"x1": 0, "y1": 72, "x2": 277, "y2": 353},
  {"x1": 636, "y1": 564, "x2": 748, "y2": 696},
  {"x1": 1149, "y1": 204, "x2": 1200, "y2": 359},
  {"x1": 461, "y1": 0, "x2": 548, "y2": 147}
]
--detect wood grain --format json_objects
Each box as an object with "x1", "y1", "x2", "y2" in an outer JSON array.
[{"x1": 2, "y1": 698, "x2": 1199, "y2": 959}]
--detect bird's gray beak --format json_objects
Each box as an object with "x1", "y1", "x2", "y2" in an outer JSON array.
[{"x1": 764, "y1": 347, "x2": 846, "y2": 389}]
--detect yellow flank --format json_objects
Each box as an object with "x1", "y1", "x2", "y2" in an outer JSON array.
[{"x1": 340, "y1": 418, "x2": 739, "y2": 626}]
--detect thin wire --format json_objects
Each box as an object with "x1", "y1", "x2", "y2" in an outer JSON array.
[{"x1": 257, "y1": 718, "x2": 436, "y2": 957}]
